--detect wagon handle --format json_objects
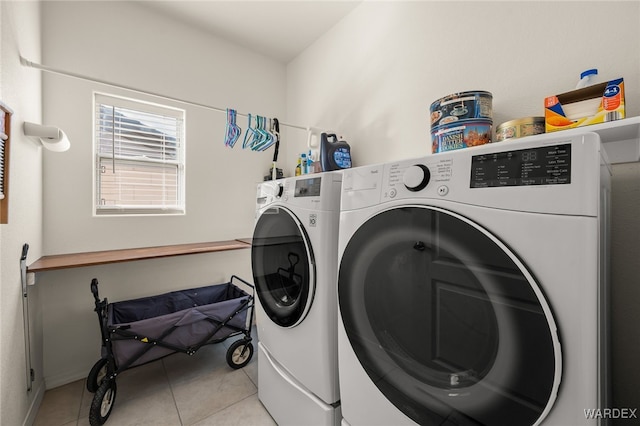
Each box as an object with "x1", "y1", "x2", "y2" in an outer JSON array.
[
  {"x1": 230, "y1": 275, "x2": 254, "y2": 289},
  {"x1": 90, "y1": 278, "x2": 100, "y2": 303}
]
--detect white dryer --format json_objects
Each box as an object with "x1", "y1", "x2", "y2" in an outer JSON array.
[
  {"x1": 337, "y1": 132, "x2": 611, "y2": 425},
  {"x1": 252, "y1": 172, "x2": 342, "y2": 425}
]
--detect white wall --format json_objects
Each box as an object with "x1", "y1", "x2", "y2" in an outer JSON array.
[
  {"x1": 286, "y1": 0, "x2": 640, "y2": 413},
  {"x1": 286, "y1": 1, "x2": 640, "y2": 171},
  {"x1": 38, "y1": 1, "x2": 285, "y2": 388},
  {"x1": 42, "y1": 0, "x2": 285, "y2": 253},
  {"x1": 0, "y1": 1, "x2": 45, "y2": 425}
]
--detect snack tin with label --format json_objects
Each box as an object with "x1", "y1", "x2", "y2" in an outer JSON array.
[
  {"x1": 496, "y1": 117, "x2": 545, "y2": 141},
  {"x1": 430, "y1": 91, "x2": 493, "y2": 153}
]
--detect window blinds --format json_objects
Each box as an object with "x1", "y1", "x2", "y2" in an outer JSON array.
[{"x1": 95, "y1": 94, "x2": 185, "y2": 214}]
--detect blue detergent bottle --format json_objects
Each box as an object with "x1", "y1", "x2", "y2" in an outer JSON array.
[{"x1": 320, "y1": 133, "x2": 352, "y2": 171}]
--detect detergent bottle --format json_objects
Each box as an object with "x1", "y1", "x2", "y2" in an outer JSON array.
[
  {"x1": 320, "y1": 133, "x2": 352, "y2": 172},
  {"x1": 575, "y1": 69, "x2": 599, "y2": 89}
]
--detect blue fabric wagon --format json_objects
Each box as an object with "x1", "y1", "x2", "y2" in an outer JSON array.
[{"x1": 86, "y1": 275, "x2": 255, "y2": 425}]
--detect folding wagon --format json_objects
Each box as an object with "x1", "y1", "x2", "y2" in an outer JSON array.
[{"x1": 86, "y1": 275, "x2": 255, "y2": 425}]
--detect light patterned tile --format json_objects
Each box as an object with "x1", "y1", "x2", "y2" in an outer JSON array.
[
  {"x1": 78, "y1": 363, "x2": 172, "y2": 425},
  {"x1": 190, "y1": 394, "x2": 276, "y2": 426},
  {"x1": 78, "y1": 381, "x2": 93, "y2": 420},
  {"x1": 172, "y1": 368, "x2": 257, "y2": 425},
  {"x1": 34, "y1": 380, "x2": 83, "y2": 426},
  {"x1": 89, "y1": 386, "x2": 180, "y2": 426},
  {"x1": 37, "y1": 325, "x2": 265, "y2": 426},
  {"x1": 113, "y1": 359, "x2": 170, "y2": 402},
  {"x1": 242, "y1": 355, "x2": 258, "y2": 387}
]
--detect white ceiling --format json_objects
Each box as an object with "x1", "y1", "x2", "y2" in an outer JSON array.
[{"x1": 142, "y1": 1, "x2": 362, "y2": 63}]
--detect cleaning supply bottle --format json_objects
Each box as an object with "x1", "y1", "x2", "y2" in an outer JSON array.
[
  {"x1": 320, "y1": 133, "x2": 352, "y2": 171},
  {"x1": 295, "y1": 157, "x2": 301, "y2": 176},
  {"x1": 307, "y1": 150, "x2": 314, "y2": 174},
  {"x1": 575, "y1": 69, "x2": 599, "y2": 89}
]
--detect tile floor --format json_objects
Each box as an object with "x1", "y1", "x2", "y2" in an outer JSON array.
[{"x1": 34, "y1": 327, "x2": 276, "y2": 426}]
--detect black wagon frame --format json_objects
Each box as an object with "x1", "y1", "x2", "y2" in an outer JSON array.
[{"x1": 86, "y1": 275, "x2": 255, "y2": 425}]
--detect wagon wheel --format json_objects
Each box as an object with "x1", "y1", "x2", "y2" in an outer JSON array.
[
  {"x1": 226, "y1": 339, "x2": 254, "y2": 369},
  {"x1": 87, "y1": 358, "x2": 109, "y2": 393},
  {"x1": 89, "y1": 379, "x2": 117, "y2": 426}
]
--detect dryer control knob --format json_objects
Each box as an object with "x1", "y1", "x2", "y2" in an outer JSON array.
[
  {"x1": 403, "y1": 164, "x2": 430, "y2": 191},
  {"x1": 275, "y1": 184, "x2": 284, "y2": 198}
]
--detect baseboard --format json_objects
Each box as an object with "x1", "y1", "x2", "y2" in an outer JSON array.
[
  {"x1": 44, "y1": 369, "x2": 87, "y2": 390},
  {"x1": 22, "y1": 379, "x2": 45, "y2": 426}
]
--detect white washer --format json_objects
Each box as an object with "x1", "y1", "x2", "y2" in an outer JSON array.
[
  {"x1": 337, "y1": 132, "x2": 611, "y2": 426},
  {"x1": 252, "y1": 172, "x2": 342, "y2": 425}
]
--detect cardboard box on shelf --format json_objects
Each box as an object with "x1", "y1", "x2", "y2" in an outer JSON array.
[{"x1": 545, "y1": 78, "x2": 625, "y2": 133}]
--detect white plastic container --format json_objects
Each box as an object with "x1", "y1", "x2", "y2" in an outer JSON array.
[
  {"x1": 575, "y1": 68, "x2": 599, "y2": 89},
  {"x1": 563, "y1": 69, "x2": 602, "y2": 120}
]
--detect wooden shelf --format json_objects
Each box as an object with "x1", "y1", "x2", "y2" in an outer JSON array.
[{"x1": 27, "y1": 239, "x2": 252, "y2": 273}]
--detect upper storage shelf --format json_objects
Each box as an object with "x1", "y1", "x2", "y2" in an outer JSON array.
[{"x1": 556, "y1": 116, "x2": 640, "y2": 164}]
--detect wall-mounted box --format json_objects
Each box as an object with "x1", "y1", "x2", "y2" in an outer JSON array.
[{"x1": 545, "y1": 78, "x2": 625, "y2": 133}]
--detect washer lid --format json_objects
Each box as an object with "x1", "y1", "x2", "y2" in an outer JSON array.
[
  {"x1": 338, "y1": 205, "x2": 561, "y2": 425},
  {"x1": 252, "y1": 206, "x2": 315, "y2": 328}
]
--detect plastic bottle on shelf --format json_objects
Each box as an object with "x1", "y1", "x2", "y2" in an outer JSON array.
[
  {"x1": 575, "y1": 69, "x2": 599, "y2": 89},
  {"x1": 295, "y1": 157, "x2": 301, "y2": 176},
  {"x1": 301, "y1": 153, "x2": 307, "y2": 174},
  {"x1": 307, "y1": 150, "x2": 314, "y2": 174},
  {"x1": 563, "y1": 68, "x2": 602, "y2": 121}
]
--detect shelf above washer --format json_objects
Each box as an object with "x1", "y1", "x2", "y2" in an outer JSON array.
[{"x1": 550, "y1": 116, "x2": 640, "y2": 164}]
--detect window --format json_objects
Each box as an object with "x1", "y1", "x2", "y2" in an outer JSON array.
[{"x1": 94, "y1": 93, "x2": 185, "y2": 215}]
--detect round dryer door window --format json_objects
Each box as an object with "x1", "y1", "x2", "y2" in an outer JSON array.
[
  {"x1": 252, "y1": 206, "x2": 315, "y2": 328},
  {"x1": 339, "y1": 206, "x2": 561, "y2": 426}
]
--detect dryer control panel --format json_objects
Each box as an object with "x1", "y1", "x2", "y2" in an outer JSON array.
[
  {"x1": 294, "y1": 177, "x2": 322, "y2": 197},
  {"x1": 256, "y1": 172, "x2": 343, "y2": 213},
  {"x1": 341, "y1": 131, "x2": 603, "y2": 217},
  {"x1": 382, "y1": 156, "x2": 454, "y2": 201},
  {"x1": 470, "y1": 144, "x2": 572, "y2": 188}
]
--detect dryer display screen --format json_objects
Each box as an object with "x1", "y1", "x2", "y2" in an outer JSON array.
[
  {"x1": 294, "y1": 177, "x2": 322, "y2": 197},
  {"x1": 470, "y1": 144, "x2": 571, "y2": 188}
]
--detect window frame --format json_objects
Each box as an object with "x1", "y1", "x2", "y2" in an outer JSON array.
[{"x1": 93, "y1": 92, "x2": 186, "y2": 216}]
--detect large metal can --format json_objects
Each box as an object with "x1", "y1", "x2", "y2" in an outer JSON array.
[
  {"x1": 430, "y1": 91, "x2": 493, "y2": 153},
  {"x1": 496, "y1": 117, "x2": 545, "y2": 141}
]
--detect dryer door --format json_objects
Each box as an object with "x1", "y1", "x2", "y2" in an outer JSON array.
[
  {"x1": 252, "y1": 206, "x2": 315, "y2": 328},
  {"x1": 339, "y1": 206, "x2": 560, "y2": 426}
]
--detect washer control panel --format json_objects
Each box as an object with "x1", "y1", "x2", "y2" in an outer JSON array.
[
  {"x1": 403, "y1": 164, "x2": 431, "y2": 191},
  {"x1": 383, "y1": 156, "x2": 453, "y2": 200},
  {"x1": 342, "y1": 133, "x2": 595, "y2": 216}
]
